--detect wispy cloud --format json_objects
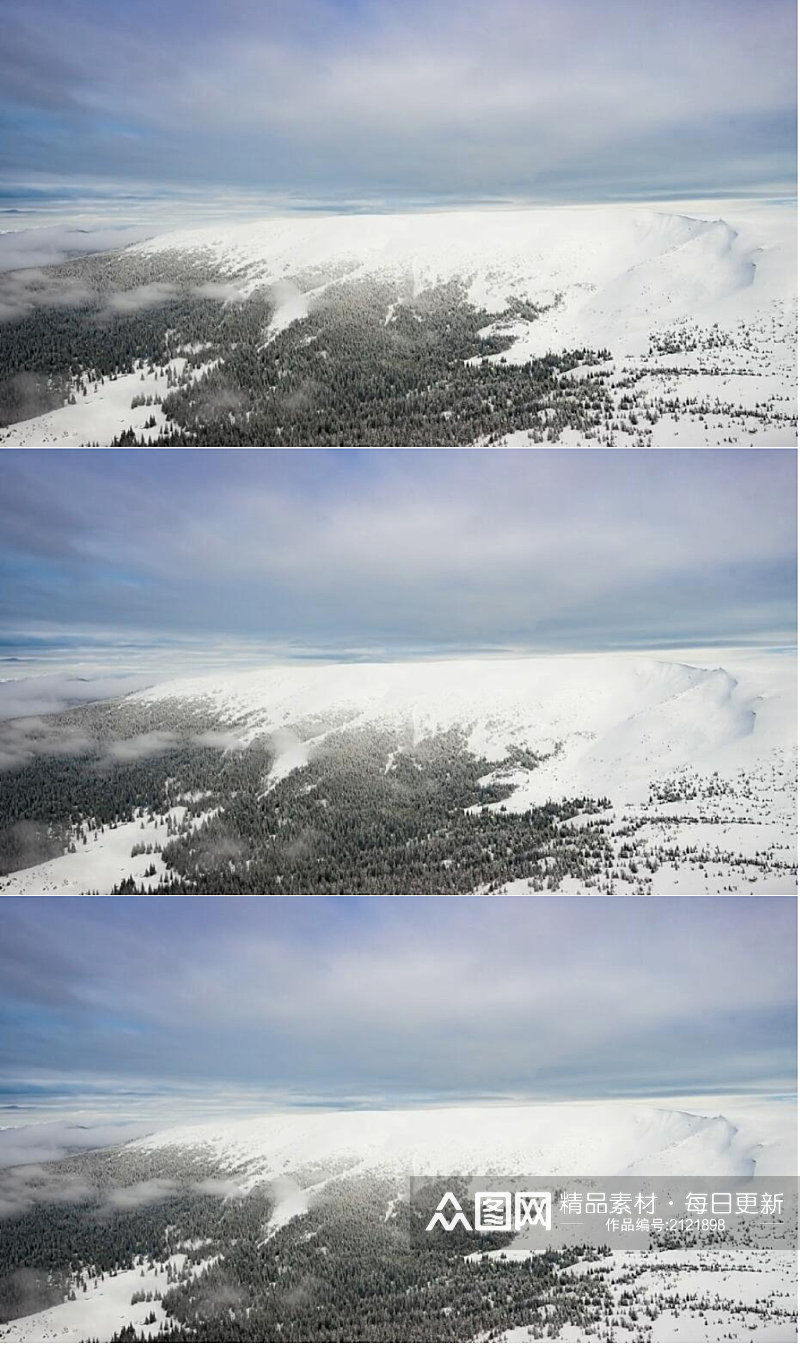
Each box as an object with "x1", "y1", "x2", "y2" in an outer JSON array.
[
  {"x1": 0, "y1": 717, "x2": 94, "y2": 771},
  {"x1": 0, "y1": 1121, "x2": 147, "y2": 1172},
  {"x1": 0, "y1": 224, "x2": 153, "y2": 275},
  {"x1": 0, "y1": 673, "x2": 150, "y2": 721},
  {"x1": 103, "y1": 1177, "x2": 178, "y2": 1210},
  {"x1": 0, "y1": 1165, "x2": 96, "y2": 1218}
]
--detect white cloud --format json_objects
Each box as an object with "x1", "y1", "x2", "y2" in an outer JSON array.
[
  {"x1": 0, "y1": 716, "x2": 94, "y2": 770},
  {"x1": 193, "y1": 281, "x2": 245, "y2": 301},
  {"x1": 0, "y1": 225, "x2": 154, "y2": 275},
  {"x1": 104, "y1": 1178, "x2": 178, "y2": 1209},
  {"x1": 0, "y1": 1121, "x2": 146, "y2": 1171},
  {"x1": 104, "y1": 282, "x2": 178, "y2": 314},
  {"x1": 192, "y1": 1177, "x2": 245, "y2": 1197},
  {"x1": 105, "y1": 730, "x2": 179, "y2": 761},
  {"x1": 0, "y1": 1165, "x2": 95, "y2": 1218},
  {"x1": 0, "y1": 673, "x2": 151, "y2": 721}
]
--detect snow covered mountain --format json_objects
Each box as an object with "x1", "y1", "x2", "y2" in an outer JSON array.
[
  {"x1": 4, "y1": 1098, "x2": 795, "y2": 1344},
  {"x1": 127, "y1": 650, "x2": 795, "y2": 816},
  {"x1": 2, "y1": 650, "x2": 794, "y2": 896},
  {"x1": 130, "y1": 203, "x2": 792, "y2": 360},
  {"x1": 127, "y1": 200, "x2": 796, "y2": 448},
  {"x1": 1, "y1": 200, "x2": 794, "y2": 447},
  {"x1": 129, "y1": 1097, "x2": 796, "y2": 1182}
]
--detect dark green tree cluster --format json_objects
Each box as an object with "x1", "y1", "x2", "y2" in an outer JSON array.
[
  {"x1": 0, "y1": 695, "x2": 255, "y2": 874},
  {"x1": 120, "y1": 1172, "x2": 612, "y2": 1343},
  {"x1": 141, "y1": 279, "x2": 613, "y2": 447},
  {"x1": 126, "y1": 727, "x2": 612, "y2": 895},
  {"x1": 0, "y1": 251, "x2": 265, "y2": 426},
  {"x1": 1, "y1": 699, "x2": 615, "y2": 893}
]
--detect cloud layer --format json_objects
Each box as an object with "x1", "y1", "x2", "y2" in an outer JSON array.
[
  {"x1": 0, "y1": 896, "x2": 795, "y2": 1101},
  {"x1": 0, "y1": 673, "x2": 150, "y2": 721},
  {"x1": 0, "y1": 449, "x2": 795, "y2": 662},
  {"x1": 0, "y1": 225, "x2": 153, "y2": 276},
  {"x1": 0, "y1": 0, "x2": 795, "y2": 210}
]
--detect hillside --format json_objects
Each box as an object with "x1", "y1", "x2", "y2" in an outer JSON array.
[
  {"x1": 129, "y1": 204, "x2": 791, "y2": 356},
  {"x1": 1, "y1": 1098, "x2": 795, "y2": 1342},
  {"x1": 1, "y1": 202, "x2": 794, "y2": 447},
  {"x1": 127, "y1": 651, "x2": 794, "y2": 809},
  {"x1": 0, "y1": 650, "x2": 795, "y2": 896}
]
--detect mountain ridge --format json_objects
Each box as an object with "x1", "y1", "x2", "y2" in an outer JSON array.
[
  {"x1": 126, "y1": 652, "x2": 792, "y2": 811},
  {"x1": 128, "y1": 1098, "x2": 796, "y2": 1181}
]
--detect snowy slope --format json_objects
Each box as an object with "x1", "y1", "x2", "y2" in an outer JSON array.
[
  {"x1": 129, "y1": 203, "x2": 794, "y2": 353},
  {"x1": 1, "y1": 651, "x2": 793, "y2": 896},
  {"x1": 123, "y1": 650, "x2": 798, "y2": 896},
  {"x1": 4, "y1": 1100, "x2": 793, "y2": 1343},
  {"x1": 0, "y1": 1253, "x2": 214, "y2": 1345},
  {"x1": 1, "y1": 1257, "x2": 180, "y2": 1345},
  {"x1": 127, "y1": 651, "x2": 795, "y2": 811},
  {"x1": 0, "y1": 806, "x2": 214, "y2": 898},
  {"x1": 493, "y1": 1247, "x2": 798, "y2": 1343},
  {"x1": 128, "y1": 200, "x2": 796, "y2": 448},
  {"x1": 130, "y1": 1098, "x2": 796, "y2": 1181},
  {"x1": 0, "y1": 357, "x2": 214, "y2": 449},
  {"x1": 132, "y1": 205, "x2": 708, "y2": 319},
  {"x1": 2, "y1": 202, "x2": 792, "y2": 447}
]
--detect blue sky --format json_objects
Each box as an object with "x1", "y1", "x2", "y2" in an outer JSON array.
[
  {"x1": 0, "y1": 448, "x2": 795, "y2": 701},
  {"x1": 0, "y1": 0, "x2": 795, "y2": 243},
  {"x1": 1, "y1": 896, "x2": 795, "y2": 1113}
]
